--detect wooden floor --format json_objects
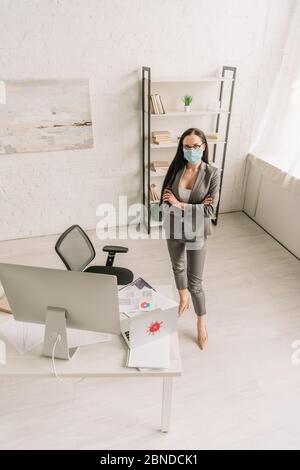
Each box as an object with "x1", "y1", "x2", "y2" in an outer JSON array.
[{"x1": 0, "y1": 211, "x2": 300, "y2": 450}]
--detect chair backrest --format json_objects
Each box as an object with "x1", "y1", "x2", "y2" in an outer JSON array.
[{"x1": 55, "y1": 225, "x2": 95, "y2": 271}]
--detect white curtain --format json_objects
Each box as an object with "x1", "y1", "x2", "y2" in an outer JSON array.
[{"x1": 249, "y1": 1, "x2": 300, "y2": 179}]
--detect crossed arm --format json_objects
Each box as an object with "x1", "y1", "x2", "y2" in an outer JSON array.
[{"x1": 162, "y1": 168, "x2": 221, "y2": 218}]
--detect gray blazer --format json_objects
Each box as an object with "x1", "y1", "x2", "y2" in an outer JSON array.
[{"x1": 161, "y1": 161, "x2": 222, "y2": 240}]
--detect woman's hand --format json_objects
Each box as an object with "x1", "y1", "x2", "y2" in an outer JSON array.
[
  {"x1": 163, "y1": 189, "x2": 214, "y2": 209},
  {"x1": 203, "y1": 194, "x2": 214, "y2": 206},
  {"x1": 162, "y1": 188, "x2": 182, "y2": 208}
]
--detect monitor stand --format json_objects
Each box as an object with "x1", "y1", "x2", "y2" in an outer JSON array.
[{"x1": 42, "y1": 306, "x2": 78, "y2": 360}]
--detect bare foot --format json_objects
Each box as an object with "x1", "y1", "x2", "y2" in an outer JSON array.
[
  {"x1": 197, "y1": 317, "x2": 208, "y2": 350},
  {"x1": 178, "y1": 289, "x2": 191, "y2": 317}
]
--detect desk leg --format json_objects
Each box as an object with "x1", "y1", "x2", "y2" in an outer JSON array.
[{"x1": 161, "y1": 377, "x2": 173, "y2": 433}]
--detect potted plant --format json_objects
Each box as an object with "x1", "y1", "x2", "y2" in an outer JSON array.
[{"x1": 182, "y1": 94, "x2": 193, "y2": 112}]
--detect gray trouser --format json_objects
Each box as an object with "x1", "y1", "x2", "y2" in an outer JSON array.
[{"x1": 166, "y1": 238, "x2": 207, "y2": 316}]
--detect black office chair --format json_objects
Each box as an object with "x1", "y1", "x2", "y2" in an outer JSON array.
[{"x1": 55, "y1": 225, "x2": 134, "y2": 285}]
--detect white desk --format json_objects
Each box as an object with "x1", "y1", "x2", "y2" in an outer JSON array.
[{"x1": 0, "y1": 284, "x2": 181, "y2": 433}]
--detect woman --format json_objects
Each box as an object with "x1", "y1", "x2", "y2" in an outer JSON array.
[{"x1": 159, "y1": 127, "x2": 221, "y2": 350}]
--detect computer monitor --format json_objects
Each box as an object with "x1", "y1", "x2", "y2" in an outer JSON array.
[{"x1": 0, "y1": 263, "x2": 121, "y2": 360}]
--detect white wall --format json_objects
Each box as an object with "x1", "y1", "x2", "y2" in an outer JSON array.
[
  {"x1": 0, "y1": 0, "x2": 294, "y2": 240},
  {"x1": 243, "y1": 154, "x2": 300, "y2": 259}
]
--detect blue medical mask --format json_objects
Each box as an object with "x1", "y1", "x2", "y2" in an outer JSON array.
[{"x1": 183, "y1": 147, "x2": 203, "y2": 164}]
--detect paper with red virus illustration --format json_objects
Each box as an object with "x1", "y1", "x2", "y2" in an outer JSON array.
[{"x1": 147, "y1": 320, "x2": 163, "y2": 335}]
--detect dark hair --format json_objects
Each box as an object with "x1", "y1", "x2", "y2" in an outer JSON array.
[{"x1": 159, "y1": 127, "x2": 209, "y2": 206}]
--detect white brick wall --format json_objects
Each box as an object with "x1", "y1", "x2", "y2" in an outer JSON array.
[{"x1": 0, "y1": 0, "x2": 294, "y2": 240}]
